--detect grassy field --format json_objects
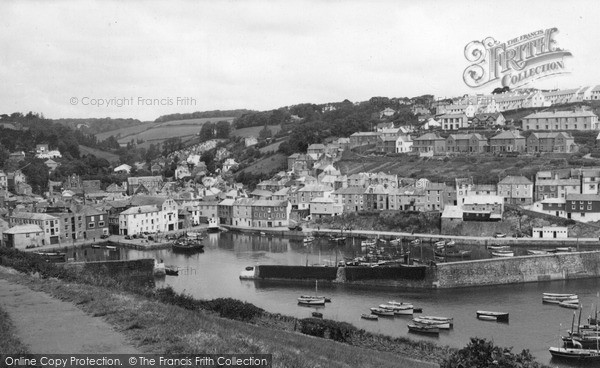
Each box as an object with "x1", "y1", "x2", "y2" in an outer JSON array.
[
  {"x1": 232, "y1": 125, "x2": 281, "y2": 138},
  {"x1": 96, "y1": 117, "x2": 235, "y2": 145},
  {"x1": 240, "y1": 153, "x2": 287, "y2": 175},
  {"x1": 79, "y1": 145, "x2": 120, "y2": 163},
  {"x1": 156, "y1": 117, "x2": 234, "y2": 127},
  {"x1": 95, "y1": 122, "x2": 156, "y2": 141}
]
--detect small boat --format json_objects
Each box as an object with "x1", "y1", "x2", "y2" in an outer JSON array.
[
  {"x1": 445, "y1": 240, "x2": 456, "y2": 247},
  {"x1": 491, "y1": 250, "x2": 514, "y2": 257},
  {"x1": 186, "y1": 231, "x2": 202, "y2": 239},
  {"x1": 298, "y1": 281, "x2": 327, "y2": 306},
  {"x1": 549, "y1": 347, "x2": 600, "y2": 361},
  {"x1": 420, "y1": 315, "x2": 453, "y2": 326},
  {"x1": 559, "y1": 301, "x2": 580, "y2": 309},
  {"x1": 412, "y1": 317, "x2": 451, "y2": 329},
  {"x1": 487, "y1": 245, "x2": 510, "y2": 251},
  {"x1": 543, "y1": 293, "x2": 578, "y2": 298},
  {"x1": 527, "y1": 249, "x2": 548, "y2": 255},
  {"x1": 311, "y1": 312, "x2": 323, "y2": 318},
  {"x1": 239, "y1": 266, "x2": 256, "y2": 279},
  {"x1": 435, "y1": 250, "x2": 471, "y2": 258},
  {"x1": 361, "y1": 313, "x2": 378, "y2": 320},
  {"x1": 388, "y1": 300, "x2": 413, "y2": 307},
  {"x1": 91, "y1": 244, "x2": 101, "y2": 248},
  {"x1": 476, "y1": 310, "x2": 509, "y2": 322},
  {"x1": 410, "y1": 239, "x2": 421, "y2": 245},
  {"x1": 543, "y1": 297, "x2": 579, "y2": 305},
  {"x1": 298, "y1": 296, "x2": 326, "y2": 306},
  {"x1": 555, "y1": 247, "x2": 576, "y2": 253},
  {"x1": 105, "y1": 245, "x2": 117, "y2": 250},
  {"x1": 165, "y1": 265, "x2": 179, "y2": 276},
  {"x1": 379, "y1": 304, "x2": 413, "y2": 315},
  {"x1": 389, "y1": 238, "x2": 402, "y2": 245},
  {"x1": 407, "y1": 323, "x2": 440, "y2": 335},
  {"x1": 434, "y1": 240, "x2": 446, "y2": 247},
  {"x1": 303, "y1": 236, "x2": 315, "y2": 243},
  {"x1": 172, "y1": 240, "x2": 205, "y2": 253},
  {"x1": 329, "y1": 236, "x2": 346, "y2": 243},
  {"x1": 370, "y1": 307, "x2": 395, "y2": 316}
]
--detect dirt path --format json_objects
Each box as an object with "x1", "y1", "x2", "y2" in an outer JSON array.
[{"x1": 0, "y1": 270, "x2": 139, "y2": 354}]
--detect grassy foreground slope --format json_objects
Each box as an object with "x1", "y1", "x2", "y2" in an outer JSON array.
[{"x1": 0, "y1": 267, "x2": 436, "y2": 368}]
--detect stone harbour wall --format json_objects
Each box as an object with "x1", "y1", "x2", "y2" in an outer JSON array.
[{"x1": 433, "y1": 251, "x2": 600, "y2": 288}]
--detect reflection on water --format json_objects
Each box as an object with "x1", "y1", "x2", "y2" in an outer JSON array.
[{"x1": 72, "y1": 232, "x2": 600, "y2": 367}]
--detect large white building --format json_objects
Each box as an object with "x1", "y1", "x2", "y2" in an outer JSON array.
[{"x1": 118, "y1": 198, "x2": 179, "y2": 235}]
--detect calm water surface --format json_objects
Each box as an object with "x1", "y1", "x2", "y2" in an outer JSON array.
[{"x1": 68, "y1": 232, "x2": 600, "y2": 367}]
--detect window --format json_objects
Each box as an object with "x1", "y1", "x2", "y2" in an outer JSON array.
[
  {"x1": 98, "y1": 221, "x2": 105, "y2": 227},
  {"x1": 88, "y1": 223, "x2": 95, "y2": 228}
]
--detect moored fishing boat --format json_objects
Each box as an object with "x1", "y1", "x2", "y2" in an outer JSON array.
[
  {"x1": 412, "y1": 317, "x2": 451, "y2": 329},
  {"x1": 559, "y1": 301, "x2": 580, "y2": 309},
  {"x1": 419, "y1": 315, "x2": 454, "y2": 326},
  {"x1": 527, "y1": 249, "x2": 548, "y2": 255},
  {"x1": 379, "y1": 303, "x2": 413, "y2": 315},
  {"x1": 298, "y1": 296, "x2": 326, "y2": 306},
  {"x1": 491, "y1": 250, "x2": 514, "y2": 257},
  {"x1": 476, "y1": 310, "x2": 509, "y2": 322},
  {"x1": 370, "y1": 307, "x2": 395, "y2": 316},
  {"x1": 361, "y1": 313, "x2": 378, "y2": 320},
  {"x1": 303, "y1": 236, "x2": 315, "y2": 244},
  {"x1": 172, "y1": 238, "x2": 204, "y2": 253},
  {"x1": 549, "y1": 347, "x2": 600, "y2": 361},
  {"x1": 487, "y1": 245, "x2": 510, "y2": 251},
  {"x1": 407, "y1": 323, "x2": 440, "y2": 335}
]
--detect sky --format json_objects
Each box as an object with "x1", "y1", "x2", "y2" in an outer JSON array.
[{"x1": 1, "y1": 0, "x2": 600, "y2": 121}]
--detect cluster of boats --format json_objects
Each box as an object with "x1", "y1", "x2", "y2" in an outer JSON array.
[
  {"x1": 542, "y1": 292, "x2": 580, "y2": 309},
  {"x1": 361, "y1": 300, "x2": 452, "y2": 336},
  {"x1": 548, "y1": 300, "x2": 600, "y2": 362}
]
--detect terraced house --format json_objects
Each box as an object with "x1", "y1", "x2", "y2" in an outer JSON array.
[
  {"x1": 251, "y1": 200, "x2": 291, "y2": 228},
  {"x1": 445, "y1": 133, "x2": 487, "y2": 153},
  {"x1": 332, "y1": 187, "x2": 366, "y2": 213},
  {"x1": 489, "y1": 130, "x2": 526, "y2": 153},
  {"x1": 522, "y1": 110, "x2": 598, "y2": 131},
  {"x1": 411, "y1": 133, "x2": 446, "y2": 156},
  {"x1": 526, "y1": 132, "x2": 577, "y2": 153}
]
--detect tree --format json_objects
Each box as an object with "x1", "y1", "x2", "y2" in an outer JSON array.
[
  {"x1": 259, "y1": 126, "x2": 272, "y2": 140},
  {"x1": 21, "y1": 158, "x2": 49, "y2": 194},
  {"x1": 199, "y1": 122, "x2": 215, "y2": 142},
  {"x1": 441, "y1": 338, "x2": 543, "y2": 368},
  {"x1": 215, "y1": 121, "x2": 231, "y2": 139}
]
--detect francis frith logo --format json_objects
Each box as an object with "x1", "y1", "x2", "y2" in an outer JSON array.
[{"x1": 463, "y1": 28, "x2": 572, "y2": 89}]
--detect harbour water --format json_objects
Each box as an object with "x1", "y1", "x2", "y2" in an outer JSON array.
[{"x1": 66, "y1": 232, "x2": 600, "y2": 367}]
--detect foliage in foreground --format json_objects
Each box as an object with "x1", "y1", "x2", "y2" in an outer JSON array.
[{"x1": 441, "y1": 337, "x2": 546, "y2": 368}]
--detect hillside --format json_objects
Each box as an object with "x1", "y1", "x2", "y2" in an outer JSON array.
[
  {"x1": 335, "y1": 150, "x2": 598, "y2": 184},
  {"x1": 95, "y1": 117, "x2": 235, "y2": 149}
]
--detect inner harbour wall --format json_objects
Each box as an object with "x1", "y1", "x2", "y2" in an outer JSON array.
[{"x1": 253, "y1": 251, "x2": 600, "y2": 289}]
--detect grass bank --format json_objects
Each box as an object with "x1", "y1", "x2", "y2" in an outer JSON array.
[{"x1": 0, "y1": 306, "x2": 30, "y2": 354}]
